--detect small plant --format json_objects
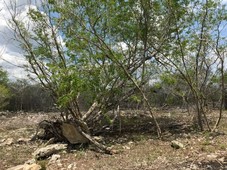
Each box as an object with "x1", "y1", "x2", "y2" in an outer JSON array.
[
  {"x1": 37, "y1": 160, "x2": 48, "y2": 170},
  {"x1": 202, "y1": 140, "x2": 210, "y2": 146},
  {"x1": 218, "y1": 143, "x2": 227, "y2": 150},
  {"x1": 147, "y1": 153, "x2": 159, "y2": 162},
  {"x1": 75, "y1": 150, "x2": 86, "y2": 159}
]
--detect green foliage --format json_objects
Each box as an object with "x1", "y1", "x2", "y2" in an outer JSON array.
[
  {"x1": 130, "y1": 95, "x2": 142, "y2": 103},
  {"x1": 0, "y1": 85, "x2": 11, "y2": 110},
  {"x1": 10, "y1": 0, "x2": 172, "y2": 114},
  {"x1": 0, "y1": 67, "x2": 9, "y2": 85},
  {"x1": 7, "y1": 80, "x2": 54, "y2": 112},
  {"x1": 9, "y1": 0, "x2": 227, "y2": 130},
  {"x1": 160, "y1": 74, "x2": 177, "y2": 86},
  {"x1": 0, "y1": 68, "x2": 10, "y2": 110}
]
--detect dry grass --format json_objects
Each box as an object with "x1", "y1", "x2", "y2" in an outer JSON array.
[{"x1": 0, "y1": 110, "x2": 227, "y2": 169}]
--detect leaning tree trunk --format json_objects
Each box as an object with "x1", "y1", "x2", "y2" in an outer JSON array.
[{"x1": 212, "y1": 58, "x2": 225, "y2": 131}]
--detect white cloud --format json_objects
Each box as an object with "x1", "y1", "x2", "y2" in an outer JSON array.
[
  {"x1": 0, "y1": 50, "x2": 28, "y2": 78},
  {"x1": 221, "y1": 0, "x2": 227, "y2": 4},
  {"x1": 0, "y1": 0, "x2": 40, "y2": 80}
]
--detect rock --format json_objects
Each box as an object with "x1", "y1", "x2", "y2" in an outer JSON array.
[
  {"x1": 33, "y1": 144, "x2": 67, "y2": 159},
  {"x1": 207, "y1": 153, "x2": 217, "y2": 159},
  {"x1": 17, "y1": 138, "x2": 30, "y2": 144},
  {"x1": 24, "y1": 163, "x2": 42, "y2": 170},
  {"x1": 56, "y1": 162, "x2": 63, "y2": 167},
  {"x1": 123, "y1": 145, "x2": 130, "y2": 150},
  {"x1": 127, "y1": 141, "x2": 134, "y2": 145},
  {"x1": 49, "y1": 154, "x2": 61, "y2": 163},
  {"x1": 93, "y1": 136, "x2": 104, "y2": 142},
  {"x1": 0, "y1": 138, "x2": 6, "y2": 143},
  {"x1": 48, "y1": 155, "x2": 62, "y2": 168},
  {"x1": 110, "y1": 149, "x2": 119, "y2": 154},
  {"x1": 5, "y1": 138, "x2": 14, "y2": 145},
  {"x1": 6, "y1": 165, "x2": 24, "y2": 170},
  {"x1": 171, "y1": 140, "x2": 184, "y2": 149},
  {"x1": 6, "y1": 163, "x2": 41, "y2": 170},
  {"x1": 0, "y1": 138, "x2": 14, "y2": 146},
  {"x1": 61, "y1": 123, "x2": 89, "y2": 144},
  {"x1": 67, "y1": 163, "x2": 77, "y2": 169},
  {"x1": 25, "y1": 159, "x2": 36, "y2": 165}
]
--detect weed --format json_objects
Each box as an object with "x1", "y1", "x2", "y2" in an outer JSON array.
[
  {"x1": 37, "y1": 160, "x2": 48, "y2": 170},
  {"x1": 200, "y1": 145, "x2": 216, "y2": 153},
  {"x1": 147, "y1": 153, "x2": 159, "y2": 162},
  {"x1": 202, "y1": 140, "x2": 211, "y2": 146},
  {"x1": 218, "y1": 143, "x2": 227, "y2": 150},
  {"x1": 75, "y1": 150, "x2": 86, "y2": 159}
]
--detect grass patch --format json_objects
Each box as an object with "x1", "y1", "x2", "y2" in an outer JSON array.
[{"x1": 37, "y1": 160, "x2": 48, "y2": 170}]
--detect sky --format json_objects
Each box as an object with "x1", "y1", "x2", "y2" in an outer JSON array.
[{"x1": 0, "y1": 0, "x2": 39, "y2": 80}]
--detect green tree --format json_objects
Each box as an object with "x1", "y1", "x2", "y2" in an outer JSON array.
[
  {"x1": 7, "y1": 80, "x2": 54, "y2": 112},
  {"x1": 0, "y1": 67, "x2": 11, "y2": 110},
  {"x1": 9, "y1": 0, "x2": 227, "y2": 148},
  {"x1": 154, "y1": 0, "x2": 227, "y2": 131},
  {"x1": 9, "y1": 0, "x2": 173, "y2": 141}
]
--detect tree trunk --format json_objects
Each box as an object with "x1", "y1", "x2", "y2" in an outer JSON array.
[
  {"x1": 196, "y1": 102, "x2": 204, "y2": 131},
  {"x1": 224, "y1": 90, "x2": 227, "y2": 110},
  {"x1": 79, "y1": 130, "x2": 112, "y2": 154}
]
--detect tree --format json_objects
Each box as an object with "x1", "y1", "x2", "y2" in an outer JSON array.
[
  {"x1": 7, "y1": 80, "x2": 54, "y2": 112},
  {"x1": 8, "y1": 1, "x2": 227, "y2": 151},
  {"x1": 8, "y1": 0, "x2": 176, "y2": 144},
  {"x1": 0, "y1": 67, "x2": 11, "y2": 110},
  {"x1": 153, "y1": 0, "x2": 227, "y2": 131}
]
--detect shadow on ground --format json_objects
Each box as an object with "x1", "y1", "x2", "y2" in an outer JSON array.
[{"x1": 89, "y1": 111, "x2": 195, "y2": 145}]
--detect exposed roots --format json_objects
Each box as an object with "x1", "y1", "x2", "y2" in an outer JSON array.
[
  {"x1": 31, "y1": 119, "x2": 112, "y2": 154},
  {"x1": 31, "y1": 120, "x2": 66, "y2": 142}
]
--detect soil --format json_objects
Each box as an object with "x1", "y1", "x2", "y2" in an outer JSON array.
[{"x1": 0, "y1": 109, "x2": 227, "y2": 170}]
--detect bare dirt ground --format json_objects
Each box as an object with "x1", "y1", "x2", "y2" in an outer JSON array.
[{"x1": 0, "y1": 109, "x2": 227, "y2": 170}]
